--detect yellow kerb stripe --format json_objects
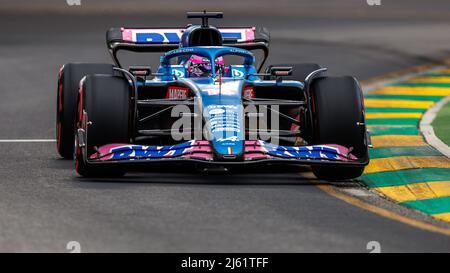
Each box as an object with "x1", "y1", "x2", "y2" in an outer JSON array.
[
  {"x1": 371, "y1": 135, "x2": 427, "y2": 148},
  {"x1": 433, "y1": 212, "x2": 450, "y2": 222},
  {"x1": 318, "y1": 184, "x2": 450, "y2": 236},
  {"x1": 365, "y1": 156, "x2": 450, "y2": 174},
  {"x1": 364, "y1": 99, "x2": 435, "y2": 109},
  {"x1": 375, "y1": 181, "x2": 450, "y2": 203},
  {"x1": 367, "y1": 125, "x2": 417, "y2": 128},
  {"x1": 366, "y1": 112, "x2": 422, "y2": 119},
  {"x1": 407, "y1": 77, "x2": 450, "y2": 83},
  {"x1": 370, "y1": 86, "x2": 450, "y2": 96}
]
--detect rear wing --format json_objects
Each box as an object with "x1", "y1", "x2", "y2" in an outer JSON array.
[{"x1": 106, "y1": 27, "x2": 270, "y2": 71}]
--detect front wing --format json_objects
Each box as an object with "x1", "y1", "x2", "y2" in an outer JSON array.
[{"x1": 86, "y1": 140, "x2": 367, "y2": 167}]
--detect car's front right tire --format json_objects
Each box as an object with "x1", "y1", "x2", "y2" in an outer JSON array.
[{"x1": 309, "y1": 76, "x2": 368, "y2": 180}]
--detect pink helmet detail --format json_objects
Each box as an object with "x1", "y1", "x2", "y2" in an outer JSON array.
[
  {"x1": 188, "y1": 55, "x2": 224, "y2": 65},
  {"x1": 216, "y1": 56, "x2": 225, "y2": 65},
  {"x1": 189, "y1": 55, "x2": 208, "y2": 65},
  {"x1": 187, "y1": 55, "x2": 225, "y2": 77}
]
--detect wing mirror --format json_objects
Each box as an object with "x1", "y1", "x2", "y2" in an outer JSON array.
[
  {"x1": 129, "y1": 66, "x2": 152, "y2": 77},
  {"x1": 245, "y1": 66, "x2": 293, "y2": 81},
  {"x1": 270, "y1": 66, "x2": 292, "y2": 77}
]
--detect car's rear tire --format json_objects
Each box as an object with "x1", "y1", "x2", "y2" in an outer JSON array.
[
  {"x1": 265, "y1": 63, "x2": 322, "y2": 81},
  {"x1": 57, "y1": 63, "x2": 114, "y2": 159},
  {"x1": 309, "y1": 76, "x2": 367, "y2": 180},
  {"x1": 75, "y1": 74, "x2": 131, "y2": 177}
]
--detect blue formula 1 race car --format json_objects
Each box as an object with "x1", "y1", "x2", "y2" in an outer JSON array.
[{"x1": 56, "y1": 11, "x2": 370, "y2": 179}]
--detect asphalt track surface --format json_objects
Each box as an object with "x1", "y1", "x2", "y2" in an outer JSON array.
[{"x1": 1, "y1": 3, "x2": 450, "y2": 252}]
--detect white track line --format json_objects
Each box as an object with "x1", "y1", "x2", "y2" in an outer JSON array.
[
  {"x1": 420, "y1": 95, "x2": 450, "y2": 158},
  {"x1": 0, "y1": 139, "x2": 56, "y2": 143},
  {"x1": 361, "y1": 63, "x2": 450, "y2": 158}
]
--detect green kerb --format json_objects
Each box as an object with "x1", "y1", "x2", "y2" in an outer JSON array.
[{"x1": 362, "y1": 168, "x2": 450, "y2": 188}]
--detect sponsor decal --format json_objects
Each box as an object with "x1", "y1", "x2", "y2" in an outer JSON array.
[
  {"x1": 198, "y1": 82, "x2": 241, "y2": 96},
  {"x1": 205, "y1": 86, "x2": 220, "y2": 95},
  {"x1": 166, "y1": 86, "x2": 189, "y2": 99},
  {"x1": 217, "y1": 136, "x2": 239, "y2": 142},
  {"x1": 107, "y1": 141, "x2": 195, "y2": 160},
  {"x1": 216, "y1": 136, "x2": 239, "y2": 147},
  {"x1": 209, "y1": 108, "x2": 225, "y2": 115},
  {"x1": 91, "y1": 141, "x2": 355, "y2": 162},
  {"x1": 261, "y1": 142, "x2": 347, "y2": 160},
  {"x1": 228, "y1": 48, "x2": 251, "y2": 55},
  {"x1": 232, "y1": 69, "x2": 245, "y2": 78},
  {"x1": 243, "y1": 86, "x2": 255, "y2": 99},
  {"x1": 166, "y1": 48, "x2": 195, "y2": 56},
  {"x1": 135, "y1": 30, "x2": 183, "y2": 44},
  {"x1": 207, "y1": 105, "x2": 242, "y2": 138},
  {"x1": 122, "y1": 28, "x2": 255, "y2": 44},
  {"x1": 171, "y1": 67, "x2": 185, "y2": 78},
  {"x1": 207, "y1": 105, "x2": 238, "y2": 110}
]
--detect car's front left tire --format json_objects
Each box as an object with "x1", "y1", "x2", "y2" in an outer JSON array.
[{"x1": 75, "y1": 74, "x2": 131, "y2": 177}]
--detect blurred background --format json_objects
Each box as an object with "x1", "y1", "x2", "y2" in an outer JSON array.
[
  {"x1": 2, "y1": 0, "x2": 450, "y2": 72},
  {"x1": 2, "y1": 0, "x2": 450, "y2": 138},
  {"x1": 3, "y1": 0, "x2": 450, "y2": 18}
]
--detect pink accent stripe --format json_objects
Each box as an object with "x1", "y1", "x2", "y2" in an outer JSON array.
[
  {"x1": 90, "y1": 141, "x2": 356, "y2": 162},
  {"x1": 120, "y1": 28, "x2": 256, "y2": 43},
  {"x1": 122, "y1": 28, "x2": 133, "y2": 42}
]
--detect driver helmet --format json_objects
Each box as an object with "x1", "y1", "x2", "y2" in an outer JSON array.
[{"x1": 186, "y1": 55, "x2": 225, "y2": 77}]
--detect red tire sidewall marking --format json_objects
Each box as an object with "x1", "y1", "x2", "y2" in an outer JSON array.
[
  {"x1": 57, "y1": 66, "x2": 64, "y2": 153},
  {"x1": 75, "y1": 78, "x2": 85, "y2": 169},
  {"x1": 78, "y1": 79, "x2": 84, "y2": 123}
]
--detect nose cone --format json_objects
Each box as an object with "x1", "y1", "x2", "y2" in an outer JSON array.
[
  {"x1": 187, "y1": 77, "x2": 246, "y2": 160},
  {"x1": 205, "y1": 104, "x2": 244, "y2": 160}
]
